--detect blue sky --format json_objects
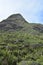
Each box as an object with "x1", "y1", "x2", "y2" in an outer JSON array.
[{"x1": 0, "y1": 0, "x2": 43, "y2": 24}]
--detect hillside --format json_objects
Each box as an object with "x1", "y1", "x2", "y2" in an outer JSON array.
[
  {"x1": 0, "y1": 14, "x2": 43, "y2": 65},
  {"x1": 0, "y1": 14, "x2": 43, "y2": 34}
]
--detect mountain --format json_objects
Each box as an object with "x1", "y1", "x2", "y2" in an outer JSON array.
[
  {"x1": 0, "y1": 14, "x2": 43, "y2": 65},
  {"x1": 0, "y1": 13, "x2": 43, "y2": 34},
  {"x1": 0, "y1": 14, "x2": 27, "y2": 31}
]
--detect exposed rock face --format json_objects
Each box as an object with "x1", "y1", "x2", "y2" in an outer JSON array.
[
  {"x1": 7, "y1": 14, "x2": 25, "y2": 20},
  {"x1": 0, "y1": 13, "x2": 43, "y2": 34},
  {"x1": 33, "y1": 24, "x2": 43, "y2": 33},
  {"x1": 0, "y1": 14, "x2": 25, "y2": 31}
]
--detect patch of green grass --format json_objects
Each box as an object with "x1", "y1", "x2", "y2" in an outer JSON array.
[{"x1": 0, "y1": 31, "x2": 43, "y2": 65}]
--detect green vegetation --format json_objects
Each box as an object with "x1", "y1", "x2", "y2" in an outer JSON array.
[{"x1": 0, "y1": 31, "x2": 43, "y2": 65}]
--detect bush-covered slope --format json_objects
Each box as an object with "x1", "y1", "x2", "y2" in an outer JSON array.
[{"x1": 0, "y1": 14, "x2": 43, "y2": 65}]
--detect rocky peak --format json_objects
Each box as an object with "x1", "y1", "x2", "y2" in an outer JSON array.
[{"x1": 7, "y1": 13, "x2": 25, "y2": 21}]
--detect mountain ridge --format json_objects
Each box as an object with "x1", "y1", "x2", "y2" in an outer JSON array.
[
  {"x1": 0, "y1": 13, "x2": 43, "y2": 34},
  {"x1": 0, "y1": 13, "x2": 43, "y2": 65}
]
